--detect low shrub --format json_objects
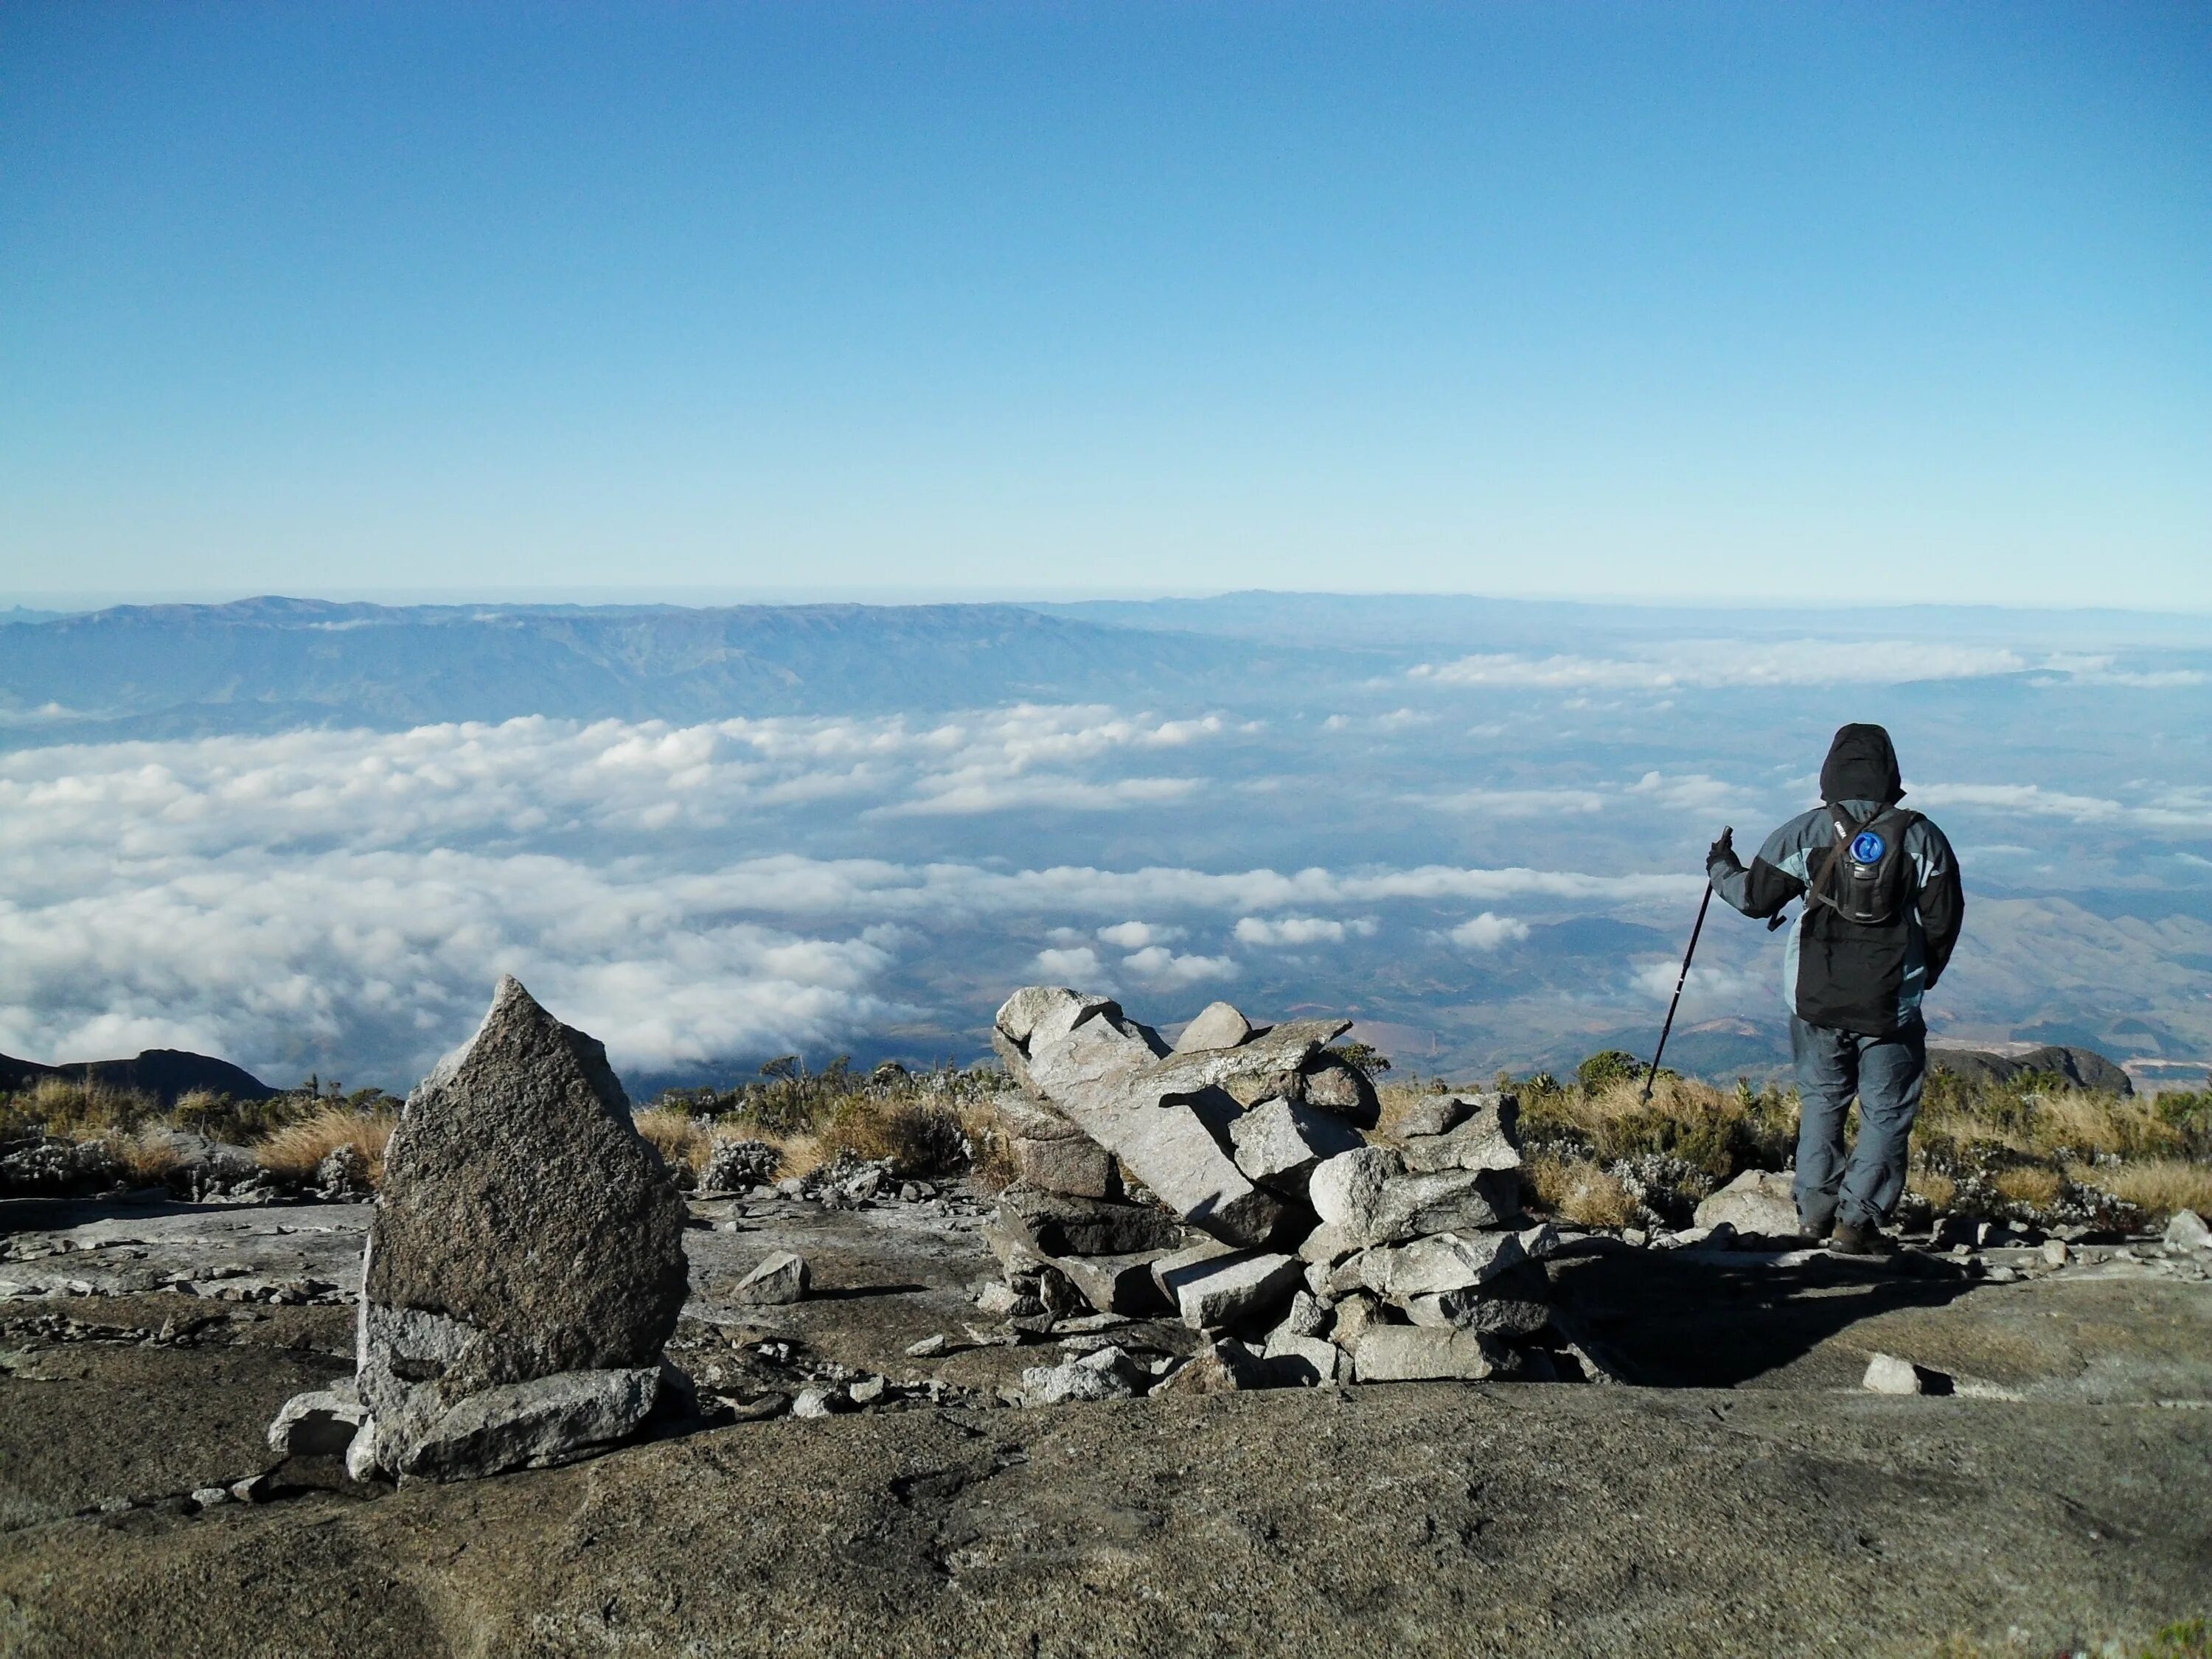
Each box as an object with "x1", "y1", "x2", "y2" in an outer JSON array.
[{"x1": 816, "y1": 1097, "x2": 970, "y2": 1178}]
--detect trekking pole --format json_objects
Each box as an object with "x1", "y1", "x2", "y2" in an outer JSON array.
[{"x1": 1642, "y1": 878, "x2": 1715, "y2": 1105}]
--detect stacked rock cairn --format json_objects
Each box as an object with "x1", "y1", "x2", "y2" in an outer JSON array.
[{"x1": 989, "y1": 986, "x2": 1612, "y2": 1400}]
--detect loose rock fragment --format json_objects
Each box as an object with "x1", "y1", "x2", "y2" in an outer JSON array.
[
  {"x1": 904, "y1": 1334, "x2": 949, "y2": 1358},
  {"x1": 1163, "y1": 1250, "x2": 1303, "y2": 1330},
  {"x1": 1228, "y1": 1097, "x2": 1363, "y2": 1196},
  {"x1": 1174, "y1": 1001, "x2": 1257, "y2": 1054},
  {"x1": 266, "y1": 1382, "x2": 367, "y2": 1458},
  {"x1": 1394, "y1": 1096, "x2": 1472, "y2": 1138},
  {"x1": 1150, "y1": 1337, "x2": 1272, "y2": 1396},
  {"x1": 1357, "y1": 1223, "x2": 1559, "y2": 1300},
  {"x1": 1021, "y1": 1345, "x2": 1147, "y2": 1405},
  {"x1": 792, "y1": 1385, "x2": 848, "y2": 1419},
  {"x1": 1262, "y1": 1329, "x2": 1340, "y2": 1386},
  {"x1": 1352, "y1": 1325, "x2": 1514, "y2": 1382},
  {"x1": 1395, "y1": 1093, "x2": 1523, "y2": 1175},
  {"x1": 1054, "y1": 1251, "x2": 1172, "y2": 1316},
  {"x1": 1862, "y1": 1352, "x2": 1923, "y2": 1395},
  {"x1": 995, "y1": 1186, "x2": 1183, "y2": 1258},
  {"x1": 1693, "y1": 1169, "x2": 1801, "y2": 1237},
  {"x1": 733, "y1": 1251, "x2": 811, "y2": 1307},
  {"x1": 2166, "y1": 1209, "x2": 2212, "y2": 1252}
]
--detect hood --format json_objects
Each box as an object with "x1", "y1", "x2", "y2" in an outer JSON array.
[{"x1": 1820, "y1": 723, "x2": 1903, "y2": 806}]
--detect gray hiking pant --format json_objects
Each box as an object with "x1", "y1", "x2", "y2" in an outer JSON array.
[{"x1": 1790, "y1": 1015, "x2": 1926, "y2": 1233}]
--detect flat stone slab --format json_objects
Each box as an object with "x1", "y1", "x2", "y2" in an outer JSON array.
[
  {"x1": 1352, "y1": 1324, "x2": 1514, "y2": 1382},
  {"x1": 1162, "y1": 1250, "x2": 1303, "y2": 1330}
]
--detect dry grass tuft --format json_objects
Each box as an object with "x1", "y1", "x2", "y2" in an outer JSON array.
[
  {"x1": 107, "y1": 1127, "x2": 185, "y2": 1185},
  {"x1": 1909, "y1": 1169, "x2": 1957, "y2": 1212},
  {"x1": 958, "y1": 1098, "x2": 1020, "y2": 1192},
  {"x1": 1528, "y1": 1154, "x2": 1636, "y2": 1228},
  {"x1": 0, "y1": 1075, "x2": 159, "y2": 1138},
  {"x1": 1992, "y1": 1165, "x2": 2063, "y2": 1210},
  {"x1": 254, "y1": 1107, "x2": 397, "y2": 1183},
  {"x1": 2075, "y1": 1158, "x2": 2212, "y2": 1222},
  {"x1": 632, "y1": 1107, "x2": 713, "y2": 1176}
]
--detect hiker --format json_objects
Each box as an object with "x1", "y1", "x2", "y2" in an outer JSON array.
[{"x1": 1705, "y1": 723, "x2": 1964, "y2": 1255}]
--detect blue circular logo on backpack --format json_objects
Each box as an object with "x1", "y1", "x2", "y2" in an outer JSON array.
[{"x1": 1851, "y1": 830, "x2": 1886, "y2": 863}]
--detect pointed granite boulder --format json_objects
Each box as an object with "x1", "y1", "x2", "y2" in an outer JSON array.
[{"x1": 339, "y1": 975, "x2": 690, "y2": 1481}]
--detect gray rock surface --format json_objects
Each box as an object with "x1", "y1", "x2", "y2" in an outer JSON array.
[
  {"x1": 1291, "y1": 1054, "x2": 1381, "y2": 1129},
  {"x1": 1227, "y1": 1096, "x2": 1363, "y2": 1194},
  {"x1": 1020, "y1": 1345, "x2": 1147, "y2": 1405},
  {"x1": 383, "y1": 1366, "x2": 663, "y2": 1481},
  {"x1": 1150, "y1": 1337, "x2": 1270, "y2": 1395},
  {"x1": 1009, "y1": 1135, "x2": 1118, "y2": 1199},
  {"x1": 1173, "y1": 1001, "x2": 1257, "y2": 1053},
  {"x1": 1164, "y1": 1250, "x2": 1302, "y2": 1330},
  {"x1": 1394, "y1": 1096, "x2": 1473, "y2": 1138},
  {"x1": 993, "y1": 1184, "x2": 1182, "y2": 1258},
  {"x1": 2167, "y1": 1208, "x2": 2211, "y2": 1252},
  {"x1": 1694, "y1": 1169, "x2": 1802, "y2": 1237},
  {"x1": 733, "y1": 1251, "x2": 811, "y2": 1306},
  {"x1": 1149, "y1": 1236, "x2": 1237, "y2": 1295},
  {"x1": 992, "y1": 987, "x2": 1377, "y2": 1245},
  {"x1": 1395, "y1": 1093, "x2": 1523, "y2": 1175},
  {"x1": 339, "y1": 976, "x2": 689, "y2": 1481},
  {"x1": 700, "y1": 1138, "x2": 782, "y2": 1192},
  {"x1": 1053, "y1": 1251, "x2": 1172, "y2": 1315},
  {"x1": 1308, "y1": 1147, "x2": 1399, "y2": 1237},
  {"x1": 1402, "y1": 1263, "x2": 1553, "y2": 1338},
  {"x1": 1261, "y1": 1329, "x2": 1340, "y2": 1386},
  {"x1": 1352, "y1": 1324, "x2": 1514, "y2": 1382},
  {"x1": 1310, "y1": 1147, "x2": 1519, "y2": 1247},
  {"x1": 1357, "y1": 1223, "x2": 1559, "y2": 1300},
  {"x1": 266, "y1": 1382, "x2": 366, "y2": 1458},
  {"x1": 1863, "y1": 1352, "x2": 1924, "y2": 1395}
]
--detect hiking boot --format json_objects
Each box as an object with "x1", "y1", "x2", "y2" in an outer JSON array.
[
  {"x1": 1829, "y1": 1220, "x2": 1895, "y2": 1257},
  {"x1": 1798, "y1": 1213, "x2": 1835, "y2": 1244}
]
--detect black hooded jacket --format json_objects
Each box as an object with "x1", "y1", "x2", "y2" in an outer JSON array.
[{"x1": 1708, "y1": 724, "x2": 1964, "y2": 1035}]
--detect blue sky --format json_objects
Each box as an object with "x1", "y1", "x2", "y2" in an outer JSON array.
[{"x1": 3, "y1": 1, "x2": 2207, "y2": 607}]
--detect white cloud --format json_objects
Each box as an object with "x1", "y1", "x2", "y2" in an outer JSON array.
[
  {"x1": 1032, "y1": 946, "x2": 1109, "y2": 987},
  {"x1": 1631, "y1": 961, "x2": 1765, "y2": 1011},
  {"x1": 1449, "y1": 913, "x2": 1531, "y2": 950},
  {"x1": 1234, "y1": 915, "x2": 1378, "y2": 947},
  {"x1": 1097, "y1": 920, "x2": 1180, "y2": 949},
  {"x1": 1119, "y1": 946, "x2": 1239, "y2": 987},
  {"x1": 1423, "y1": 787, "x2": 1607, "y2": 818},
  {"x1": 1913, "y1": 782, "x2": 2212, "y2": 830},
  {"x1": 0, "y1": 717, "x2": 1708, "y2": 1085},
  {"x1": 1411, "y1": 641, "x2": 2031, "y2": 690}
]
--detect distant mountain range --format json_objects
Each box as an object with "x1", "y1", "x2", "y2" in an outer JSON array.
[
  {"x1": 0, "y1": 596, "x2": 1283, "y2": 741},
  {"x1": 5, "y1": 594, "x2": 2208, "y2": 745}
]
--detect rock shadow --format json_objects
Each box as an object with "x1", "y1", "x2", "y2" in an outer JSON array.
[{"x1": 1547, "y1": 1245, "x2": 1981, "y2": 1390}]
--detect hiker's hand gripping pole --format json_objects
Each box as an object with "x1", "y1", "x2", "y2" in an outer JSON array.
[{"x1": 1642, "y1": 866, "x2": 1718, "y2": 1106}]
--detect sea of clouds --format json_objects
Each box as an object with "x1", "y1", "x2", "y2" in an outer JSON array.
[{"x1": 4, "y1": 625, "x2": 2208, "y2": 1088}]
